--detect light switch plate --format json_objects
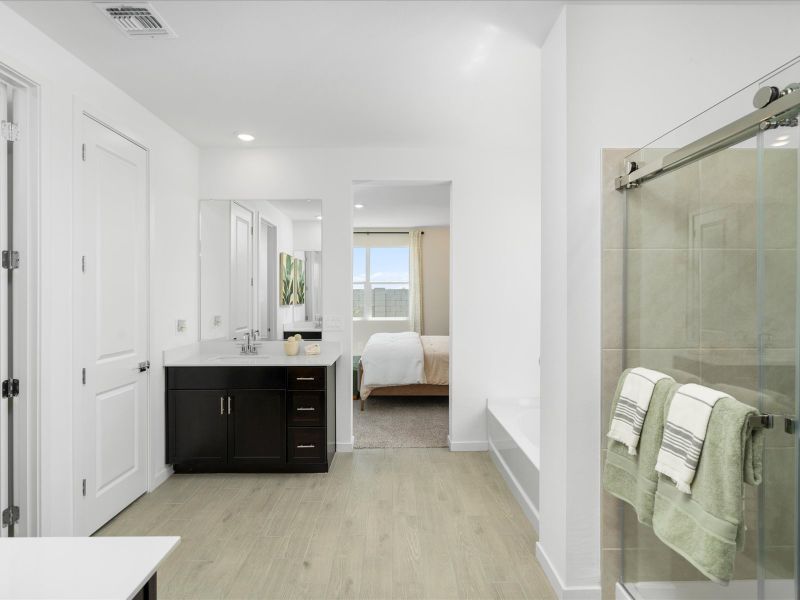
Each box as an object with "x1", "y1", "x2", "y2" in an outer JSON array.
[{"x1": 176, "y1": 319, "x2": 187, "y2": 333}]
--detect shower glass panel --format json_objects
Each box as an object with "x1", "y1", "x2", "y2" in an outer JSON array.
[{"x1": 620, "y1": 59, "x2": 799, "y2": 600}]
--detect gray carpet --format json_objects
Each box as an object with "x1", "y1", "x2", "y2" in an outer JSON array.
[{"x1": 354, "y1": 396, "x2": 449, "y2": 449}]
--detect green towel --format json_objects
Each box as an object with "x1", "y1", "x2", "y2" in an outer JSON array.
[
  {"x1": 603, "y1": 369, "x2": 677, "y2": 526},
  {"x1": 652, "y1": 394, "x2": 764, "y2": 585}
]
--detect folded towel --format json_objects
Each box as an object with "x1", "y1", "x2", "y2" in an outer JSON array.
[
  {"x1": 656, "y1": 383, "x2": 728, "y2": 493},
  {"x1": 607, "y1": 367, "x2": 674, "y2": 455},
  {"x1": 652, "y1": 395, "x2": 764, "y2": 585},
  {"x1": 604, "y1": 371, "x2": 678, "y2": 526}
]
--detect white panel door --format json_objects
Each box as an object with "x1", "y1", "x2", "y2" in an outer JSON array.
[
  {"x1": 230, "y1": 203, "x2": 253, "y2": 338},
  {"x1": 0, "y1": 83, "x2": 8, "y2": 539},
  {"x1": 76, "y1": 116, "x2": 148, "y2": 536}
]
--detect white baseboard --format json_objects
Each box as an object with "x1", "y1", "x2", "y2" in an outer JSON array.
[
  {"x1": 535, "y1": 543, "x2": 601, "y2": 600},
  {"x1": 150, "y1": 466, "x2": 173, "y2": 492},
  {"x1": 447, "y1": 435, "x2": 489, "y2": 451},
  {"x1": 337, "y1": 435, "x2": 355, "y2": 452},
  {"x1": 615, "y1": 582, "x2": 634, "y2": 600},
  {"x1": 489, "y1": 439, "x2": 539, "y2": 533}
]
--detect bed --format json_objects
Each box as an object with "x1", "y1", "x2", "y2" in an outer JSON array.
[{"x1": 358, "y1": 332, "x2": 449, "y2": 411}]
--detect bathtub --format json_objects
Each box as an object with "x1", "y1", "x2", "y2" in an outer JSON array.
[{"x1": 487, "y1": 397, "x2": 540, "y2": 533}]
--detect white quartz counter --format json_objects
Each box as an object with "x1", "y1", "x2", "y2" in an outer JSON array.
[
  {"x1": 0, "y1": 536, "x2": 179, "y2": 599},
  {"x1": 164, "y1": 340, "x2": 341, "y2": 367}
]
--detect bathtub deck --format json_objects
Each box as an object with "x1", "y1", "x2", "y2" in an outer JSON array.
[
  {"x1": 96, "y1": 448, "x2": 556, "y2": 600},
  {"x1": 488, "y1": 400, "x2": 541, "y2": 534}
]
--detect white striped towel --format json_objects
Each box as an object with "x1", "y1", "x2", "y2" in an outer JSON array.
[
  {"x1": 607, "y1": 367, "x2": 674, "y2": 455},
  {"x1": 656, "y1": 383, "x2": 729, "y2": 494}
]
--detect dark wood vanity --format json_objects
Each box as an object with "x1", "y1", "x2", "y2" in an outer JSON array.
[{"x1": 165, "y1": 365, "x2": 336, "y2": 473}]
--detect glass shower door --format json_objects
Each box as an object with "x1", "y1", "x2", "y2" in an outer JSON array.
[
  {"x1": 756, "y1": 115, "x2": 799, "y2": 600},
  {"x1": 619, "y1": 58, "x2": 800, "y2": 600}
]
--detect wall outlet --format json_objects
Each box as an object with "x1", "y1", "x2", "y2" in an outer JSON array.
[{"x1": 176, "y1": 319, "x2": 187, "y2": 333}]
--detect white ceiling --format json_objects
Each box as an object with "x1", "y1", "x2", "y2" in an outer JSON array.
[
  {"x1": 7, "y1": 0, "x2": 559, "y2": 148},
  {"x1": 265, "y1": 199, "x2": 321, "y2": 222},
  {"x1": 353, "y1": 181, "x2": 450, "y2": 228}
]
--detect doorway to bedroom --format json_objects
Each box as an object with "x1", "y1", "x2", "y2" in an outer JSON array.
[{"x1": 351, "y1": 180, "x2": 451, "y2": 449}]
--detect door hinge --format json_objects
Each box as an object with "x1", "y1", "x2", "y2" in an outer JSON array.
[
  {"x1": 82, "y1": 479, "x2": 87, "y2": 497},
  {"x1": 2, "y1": 250, "x2": 19, "y2": 270},
  {"x1": 251, "y1": 277, "x2": 254, "y2": 286},
  {"x1": 81, "y1": 255, "x2": 86, "y2": 273},
  {"x1": 1, "y1": 505, "x2": 19, "y2": 527},
  {"x1": 2, "y1": 379, "x2": 19, "y2": 398},
  {"x1": 81, "y1": 143, "x2": 86, "y2": 161},
  {"x1": 1, "y1": 121, "x2": 19, "y2": 142},
  {"x1": 81, "y1": 368, "x2": 86, "y2": 385}
]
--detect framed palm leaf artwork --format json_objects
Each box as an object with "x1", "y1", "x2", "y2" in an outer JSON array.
[
  {"x1": 280, "y1": 252, "x2": 294, "y2": 305},
  {"x1": 294, "y1": 258, "x2": 305, "y2": 304}
]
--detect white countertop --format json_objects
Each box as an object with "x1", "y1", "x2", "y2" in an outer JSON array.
[
  {"x1": 164, "y1": 340, "x2": 341, "y2": 367},
  {"x1": 0, "y1": 536, "x2": 179, "y2": 599}
]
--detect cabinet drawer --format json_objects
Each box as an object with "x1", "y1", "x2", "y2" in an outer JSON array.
[
  {"x1": 288, "y1": 367, "x2": 325, "y2": 390},
  {"x1": 287, "y1": 428, "x2": 326, "y2": 463},
  {"x1": 288, "y1": 391, "x2": 325, "y2": 426},
  {"x1": 167, "y1": 366, "x2": 286, "y2": 390}
]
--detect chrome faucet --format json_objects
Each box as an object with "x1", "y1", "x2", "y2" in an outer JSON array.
[
  {"x1": 240, "y1": 331, "x2": 256, "y2": 354},
  {"x1": 239, "y1": 329, "x2": 261, "y2": 354}
]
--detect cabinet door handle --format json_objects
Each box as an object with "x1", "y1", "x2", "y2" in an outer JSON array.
[
  {"x1": 297, "y1": 444, "x2": 316, "y2": 449},
  {"x1": 220, "y1": 397, "x2": 224, "y2": 415},
  {"x1": 296, "y1": 407, "x2": 315, "y2": 411},
  {"x1": 296, "y1": 377, "x2": 315, "y2": 381},
  {"x1": 227, "y1": 395, "x2": 232, "y2": 415}
]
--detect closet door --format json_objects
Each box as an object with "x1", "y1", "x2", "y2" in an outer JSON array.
[
  {"x1": 75, "y1": 115, "x2": 148, "y2": 535},
  {"x1": 230, "y1": 203, "x2": 253, "y2": 338}
]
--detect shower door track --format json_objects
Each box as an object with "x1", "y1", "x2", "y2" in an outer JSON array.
[{"x1": 615, "y1": 86, "x2": 800, "y2": 191}]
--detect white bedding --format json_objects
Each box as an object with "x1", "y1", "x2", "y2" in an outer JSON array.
[{"x1": 360, "y1": 332, "x2": 426, "y2": 390}]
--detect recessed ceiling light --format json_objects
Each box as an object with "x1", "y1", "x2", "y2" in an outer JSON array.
[
  {"x1": 772, "y1": 140, "x2": 790, "y2": 147},
  {"x1": 236, "y1": 132, "x2": 255, "y2": 142},
  {"x1": 776, "y1": 135, "x2": 790, "y2": 141},
  {"x1": 316, "y1": 215, "x2": 323, "y2": 220},
  {"x1": 354, "y1": 204, "x2": 365, "y2": 209}
]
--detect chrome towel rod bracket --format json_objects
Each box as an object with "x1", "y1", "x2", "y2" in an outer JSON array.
[{"x1": 749, "y1": 414, "x2": 774, "y2": 430}]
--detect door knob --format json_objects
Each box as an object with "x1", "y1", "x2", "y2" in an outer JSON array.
[{"x1": 137, "y1": 361, "x2": 150, "y2": 372}]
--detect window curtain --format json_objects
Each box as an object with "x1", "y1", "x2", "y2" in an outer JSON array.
[{"x1": 410, "y1": 229, "x2": 424, "y2": 333}]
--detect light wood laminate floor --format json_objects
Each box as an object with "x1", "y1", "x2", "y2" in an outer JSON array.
[{"x1": 96, "y1": 449, "x2": 555, "y2": 600}]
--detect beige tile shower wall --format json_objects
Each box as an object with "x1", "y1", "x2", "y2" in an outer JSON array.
[{"x1": 600, "y1": 147, "x2": 798, "y2": 597}]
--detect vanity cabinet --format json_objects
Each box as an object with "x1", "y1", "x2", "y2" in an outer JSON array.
[{"x1": 166, "y1": 365, "x2": 335, "y2": 473}]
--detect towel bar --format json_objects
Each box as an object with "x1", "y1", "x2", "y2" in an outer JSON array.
[{"x1": 749, "y1": 414, "x2": 773, "y2": 430}]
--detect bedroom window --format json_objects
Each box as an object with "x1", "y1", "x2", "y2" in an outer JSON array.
[{"x1": 353, "y1": 239, "x2": 410, "y2": 319}]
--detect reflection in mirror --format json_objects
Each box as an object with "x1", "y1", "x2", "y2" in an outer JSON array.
[{"x1": 199, "y1": 199, "x2": 322, "y2": 341}]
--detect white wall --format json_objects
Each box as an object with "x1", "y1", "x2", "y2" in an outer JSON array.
[
  {"x1": 200, "y1": 141, "x2": 541, "y2": 451},
  {"x1": 293, "y1": 220, "x2": 321, "y2": 251},
  {"x1": 539, "y1": 3, "x2": 800, "y2": 596},
  {"x1": 0, "y1": 3, "x2": 199, "y2": 535},
  {"x1": 421, "y1": 226, "x2": 450, "y2": 337},
  {"x1": 200, "y1": 200, "x2": 230, "y2": 339}
]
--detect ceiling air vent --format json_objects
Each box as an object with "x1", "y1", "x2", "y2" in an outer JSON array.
[{"x1": 95, "y1": 3, "x2": 176, "y2": 38}]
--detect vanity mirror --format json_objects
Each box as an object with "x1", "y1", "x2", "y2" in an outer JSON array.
[{"x1": 199, "y1": 199, "x2": 322, "y2": 341}]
